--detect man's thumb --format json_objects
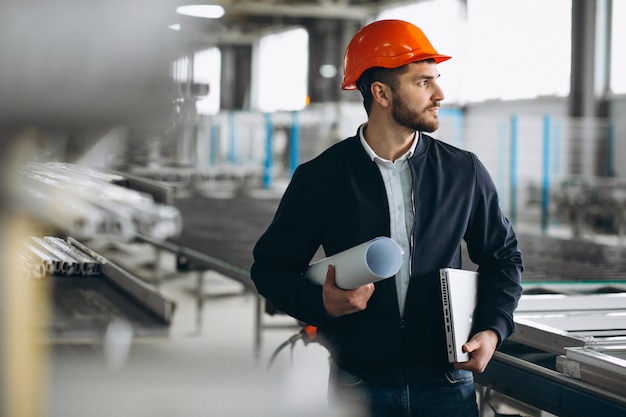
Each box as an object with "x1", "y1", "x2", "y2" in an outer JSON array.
[
  {"x1": 324, "y1": 265, "x2": 336, "y2": 284},
  {"x1": 462, "y1": 341, "x2": 475, "y2": 353}
]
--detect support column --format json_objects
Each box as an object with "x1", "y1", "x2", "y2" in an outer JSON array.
[
  {"x1": 569, "y1": 0, "x2": 597, "y2": 119},
  {"x1": 569, "y1": 0, "x2": 597, "y2": 176},
  {"x1": 305, "y1": 19, "x2": 363, "y2": 104},
  {"x1": 596, "y1": 0, "x2": 613, "y2": 119},
  {"x1": 305, "y1": 19, "x2": 344, "y2": 103},
  {"x1": 220, "y1": 45, "x2": 252, "y2": 109},
  {"x1": 569, "y1": 0, "x2": 614, "y2": 176},
  {"x1": 595, "y1": 0, "x2": 614, "y2": 177}
]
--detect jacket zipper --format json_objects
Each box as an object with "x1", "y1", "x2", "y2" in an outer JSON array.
[
  {"x1": 408, "y1": 157, "x2": 417, "y2": 280},
  {"x1": 401, "y1": 153, "x2": 418, "y2": 385}
]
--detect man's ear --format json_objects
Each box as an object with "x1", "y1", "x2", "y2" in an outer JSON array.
[{"x1": 371, "y1": 82, "x2": 391, "y2": 108}]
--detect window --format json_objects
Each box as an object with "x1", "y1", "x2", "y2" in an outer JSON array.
[
  {"x1": 251, "y1": 27, "x2": 309, "y2": 112},
  {"x1": 194, "y1": 48, "x2": 221, "y2": 115},
  {"x1": 611, "y1": 0, "x2": 626, "y2": 93},
  {"x1": 465, "y1": 0, "x2": 571, "y2": 101},
  {"x1": 379, "y1": 0, "x2": 572, "y2": 103},
  {"x1": 172, "y1": 47, "x2": 221, "y2": 115}
]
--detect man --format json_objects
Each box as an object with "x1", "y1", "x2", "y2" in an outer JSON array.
[{"x1": 251, "y1": 19, "x2": 523, "y2": 417}]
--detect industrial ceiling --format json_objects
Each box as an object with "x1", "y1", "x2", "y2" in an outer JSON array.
[{"x1": 176, "y1": 0, "x2": 427, "y2": 45}]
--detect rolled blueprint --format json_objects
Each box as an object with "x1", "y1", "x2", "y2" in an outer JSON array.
[{"x1": 305, "y1": 237, "x2": 404, "y2": 289}]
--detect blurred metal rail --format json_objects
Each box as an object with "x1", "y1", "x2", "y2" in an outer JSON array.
[{"x1": 135, "y1": 233, "x2": 271, "y2": 357}]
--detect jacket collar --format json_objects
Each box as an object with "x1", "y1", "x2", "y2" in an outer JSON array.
[{"x1": 357, "y1": 123, "x2": 425, "y2": 162}]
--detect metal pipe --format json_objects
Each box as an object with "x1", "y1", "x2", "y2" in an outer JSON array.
[{"x1": 542, "y1": 115, "x2": 552, "y2": 234}]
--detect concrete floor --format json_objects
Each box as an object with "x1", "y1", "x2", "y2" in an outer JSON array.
[{"x1": 47, "y1": 244, "x2": 333, "y2": 417}]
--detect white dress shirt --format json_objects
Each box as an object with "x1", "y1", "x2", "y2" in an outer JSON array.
[{"x1": 359, "y1": 124, "x2": 417, "y2": 316}]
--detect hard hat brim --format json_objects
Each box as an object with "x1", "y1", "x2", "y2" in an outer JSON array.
[{"x1": 341, "y1": 53, "x2": 452, "y2": 90}]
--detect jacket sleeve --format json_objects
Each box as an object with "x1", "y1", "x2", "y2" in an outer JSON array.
[
  {"x1": 465, "y1": 156, "x2": 524, "y2": 346},
  {"x1": 250, "y1": 165, "x2": 334, "y2": 327}
]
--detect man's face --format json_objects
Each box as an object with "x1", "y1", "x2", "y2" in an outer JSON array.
[{"x1": 389, "y1": 61, "x2": 445, "y2": 133}]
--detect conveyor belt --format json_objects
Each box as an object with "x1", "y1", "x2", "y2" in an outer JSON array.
[
  {"x1": 167, "y1": 196, "x2": 279, "y2": 276},
  {"x1": 167, "y1": 196, "x2": 626, "y2": 284}
]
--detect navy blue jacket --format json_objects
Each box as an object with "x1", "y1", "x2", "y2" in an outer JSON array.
[{"x1": 251, "y1": 131, "x2": 523, "y2": 385}]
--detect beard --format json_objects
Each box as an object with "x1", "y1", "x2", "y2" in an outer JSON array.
[{"x1": 391, "y1": 93, "x2": 440, "y2": 133}]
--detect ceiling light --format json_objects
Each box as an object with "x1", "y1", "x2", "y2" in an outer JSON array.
[
  {"x1": 319, "y1": 64, "x2": 337, "y2": 79},
  {"x1": 176, "y1": 5, "x2": 225, "y2": 19}
]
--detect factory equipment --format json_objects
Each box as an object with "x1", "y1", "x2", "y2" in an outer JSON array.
[
  {"x1": 10, "y1": 160, "x2": 181, "y2": 341},
  {"x1": 553, "y1": 176, "x2": 626, "y2": 241},
  {"x1": 19, "y1": 235, "x2": 175, "y2": 340},
  {"x1": 13, "y1": 162, "x2": 182, "y2": 241},
  {"x1": 475, "y1": 284, "x2": 626, "y2": 416}
]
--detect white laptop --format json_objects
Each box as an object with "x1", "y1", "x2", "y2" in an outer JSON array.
[{"x1": 439, "y1": 268, "x2": 478, "y2": 363}]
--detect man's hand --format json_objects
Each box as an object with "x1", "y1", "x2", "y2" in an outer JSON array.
[
  {"x1": 322, "y1": 265, "x2": 375, "y2": 317},
  {"x1": 453, "y1": 330, "x2": 499, "y2": 373}
]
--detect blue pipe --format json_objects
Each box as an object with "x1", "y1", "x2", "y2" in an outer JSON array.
[
  {"x1": 439, "y1": 108, "x2": 464, "y2": 147},
  {"x1": 290, "y1": 111, "x2": 300, "y2": 177},
  {"x1": 541, "y1": 114, "x2": 551, "y2": 234},
  {"x1": 227, "y1": 111, "x2": 237, "y2": 164},
  {"x1": 553, "y1": 121, "x2": 561, "y2": 180},
  {"x1": 209, "y1": 123, "x2": 218, "y2": 167},
  {"x1": 263, "y1": 113, "x2": 273, "y2": 189}
]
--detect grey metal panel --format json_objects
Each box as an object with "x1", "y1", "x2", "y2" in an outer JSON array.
[
  {"x1": 517, "y1": 293, "x2": 626, "y2": 312},
  {"x1": 510, "y1": 319, "x2": 587, "y2": 354},
  {"x1": 512, "y1": 290, "x2": 626, "y2": 354},
  {"x1": 516, "y1": 311, "x2": 626, "y2": 333}
]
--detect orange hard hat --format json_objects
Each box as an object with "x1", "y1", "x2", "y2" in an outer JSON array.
[{"x1": 341, "y1": 19, "x2": 452, "y2": 90}]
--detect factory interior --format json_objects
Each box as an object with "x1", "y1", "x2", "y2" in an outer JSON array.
[{"x1": 2, "y1": 0, "x2": 626, "y2": 416}]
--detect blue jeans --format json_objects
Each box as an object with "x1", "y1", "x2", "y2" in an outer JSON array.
[{"x1": 328, "y1": 364, "x2": 479, "y2": 417}]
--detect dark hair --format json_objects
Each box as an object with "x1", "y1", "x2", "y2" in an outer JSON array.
[
  {"x1": 356, "y1": 66, "x2": 404, "y2": 115},
  {"x1": 355, "y1": 59, "x2": 435, "y2": 115}
]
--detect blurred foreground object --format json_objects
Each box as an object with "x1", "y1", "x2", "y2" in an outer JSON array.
[
  {"x1": 0, "y1": 0, "x2": 180, "y2": 126},
  {"x1": 0, "y1": 2, "x2": 182, "y2": 416},
  {"x1": 13, "y1": 162, "x2": 182, "y2": 241},
  {"x1": 19, "y1": 236, "x2": 102, "y2": 279}
]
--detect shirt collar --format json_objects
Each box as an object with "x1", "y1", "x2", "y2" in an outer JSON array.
[{"x1": 358, "y1": 123, "x2": 419, "y2": 163}]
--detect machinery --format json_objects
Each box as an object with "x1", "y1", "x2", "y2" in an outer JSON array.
[{"x1": 476, "y1": 283, "x2": 626, "y2": 416}]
